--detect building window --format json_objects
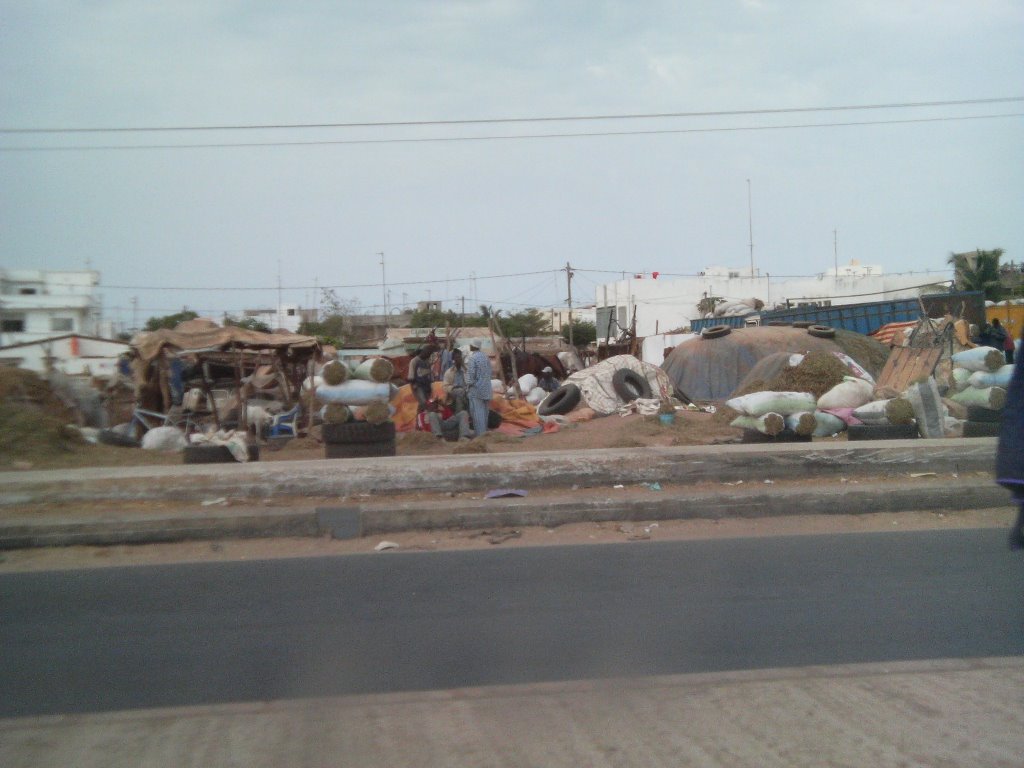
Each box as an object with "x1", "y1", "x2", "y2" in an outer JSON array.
[
  {"x1": 51, "y1": 317, "x2": 74, "y2": 332},
  {"x1": 1, "y1": 317, "x2": 26, "y2": 333},
  {"x1": 19, "y1": 288, "x2": 38, "y2": 295},
  {"x1": 287, "y1": 308, "x2": 295, "y2": 316}
]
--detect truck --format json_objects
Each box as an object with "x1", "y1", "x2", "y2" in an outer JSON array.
[{"x1": 689, "y1": 291, "x2": 985, "y2": 336}]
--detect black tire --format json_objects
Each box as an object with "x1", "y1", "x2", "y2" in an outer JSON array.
[
  {"x1": 538, "y1": 383, "x2": 581, "y2": 416},
  {"x1": 965, "y1": 406, "x2": 1003, "y2": 423},
  {"x1": 962, "y1": 421, "x2": 1001, "y2": 438},
  {"x1": 183, "y1": 443, "x2": 260, "y2": 464},
  {"x1": 701, "y1": 325, "x2": 732, "y2": 339},
  {"x1": 324, "y1": 439, "x2": 396, "y2": 459},
  {"x1": 740, "y1": 428, "x2": 811, "y2": 444},
  {"x1": 847, "y1": 424, "x2": 918, "y2": 441},
  {"x1": 487, "y1": 409, "x2": 503, "y2": 429},
  {"x1": 612, "y1": 369, "x2": 653, "y2": 402},
  {"x1": 322, "y1": 420, "x2": 396, "y2": 445},
  {"x1": 792, "y1": 321, "x2": 814, "y2": 328},
  {"x1": 808, "y1": 325, "x2": 836, "y2": 339},
  {"x1": 98, "y1": 428, "x2": 140, "y2": 448}
]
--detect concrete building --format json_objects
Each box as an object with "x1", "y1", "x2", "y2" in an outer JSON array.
[
  {"x1": 593, "y1": 262, "x2": 949, "y2": 340},
  {"x1": 0, "y1": 333, "x2": 130, "y2": 377},
  {"x1": 546, "y1": 305, "x2": 597, "y2": 334},
  {"x1": 0, "y1": 269, "x2": 105, "y2": 347},
  {"x1": 238, "y1": 304, "x2": 319, "y2": 334}
]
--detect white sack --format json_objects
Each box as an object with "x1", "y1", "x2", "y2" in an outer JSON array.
[
  {"x1": 725, "y1": 391, "x2": 817, "y2": 417},
  {"x1": 811, "y1": 410, "x2": 847, "y2": 437},
  {"x1": 141, "y1": 425, "x2": 188, "y2": 451},
  {"x1": 950, "y1": 368, "x2": 972, "y2": 392},
  {"x1": 949, "y1": 386, "x2": 1006, "y2": 410},
  {"x1": 316, "y1": 380, "x2": 393, "y2": 405},
  {"x1": 566, "y1": 354, "x2": 672, "y2": 415},
  {"x1": 852, "y1": 399, "x2": 892, "y2": 425},
  {"x1": 491, "y1": 379, "x2": 505, "y2": 395},
  {"x1": 784, "y1": 411, "x2": 817, "y2": 436},
  {"x1": 817, "y1": 376, "x2": 874, "y2": 410},
  {"x1": 903, "y1": 377, "x2": 946, "y2": 438},
  {"x1": 968, "y1": 365, "x2": 1014, "y2": 389},
  {"x1": 517, "y1": 373, "x2": 538, "y2": 393},
  {"x1": 730, "y1": 412, "x2": 784, "y2": 436},
  {"x1": 951, "y1": 346, "x2": 1005, "y2": 372},
  {"x1": 525, "y1": 386, "x2": 547, "y2": 406}
]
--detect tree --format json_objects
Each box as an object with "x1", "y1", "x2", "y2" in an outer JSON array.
[
  {"x1": 498, "y1": 308, "x2": 550, "y2": 339},
  {"x1": 561, "y1": 320, "x2": 597, "y2": 346},
  {"x1": 948, "y1": 248, "x2": 1005, "y2": 301},
  {"x1": 297, "y1": 288, "x2": 359, "y2": 346},
  {"x1": 224, "y1": 316, "x2": 272, "y2": 333},
  {"x1": 409, "y1": 307, "x2": 459, "y2": 328},
  {"x1": 144, "y1": 310, "x2": 198, "y2": 331}
]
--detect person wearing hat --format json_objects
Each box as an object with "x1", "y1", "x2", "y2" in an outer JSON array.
[
  {"x1": 465, "y1": 340, "x2": 493, "y2": 437},
  {"x1": 537, "y1": 365, "x2": 560, "y2": 393}
]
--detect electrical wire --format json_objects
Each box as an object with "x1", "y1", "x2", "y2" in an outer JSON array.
[
  {"x1": 4, "y1": 97, "x2": 1019, "y2": 133},
  {"x1": 3, "y1": 112, "x2": 1021, "y2": 152}
]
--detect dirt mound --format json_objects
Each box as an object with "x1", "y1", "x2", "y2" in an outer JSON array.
[
  {"x1": 0, "y1": 369, "x2": 84, "y2": 463},
  {"x1": 663, "y1": 326, "x2": 884, "y2": 401}
]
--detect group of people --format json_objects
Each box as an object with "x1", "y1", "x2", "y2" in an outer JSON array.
[
  {"x1": 975, "y1": 317, "x2": 1015, "y2": 364},
  {"x1": 408, "y1": 342, "x2": 496, "y2": 440},
  {"x1": 408, "y1": 343, "x2": 562, "y2": 441}
]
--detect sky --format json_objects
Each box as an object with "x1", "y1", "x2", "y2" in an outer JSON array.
[{"x1": 1, "y1": 1, "x2": 1022, "y2": 332}]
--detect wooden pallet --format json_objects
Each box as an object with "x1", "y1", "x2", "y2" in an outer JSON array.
[{"x1": 875, "y1": 346, "x2": 943, "y2": 392}]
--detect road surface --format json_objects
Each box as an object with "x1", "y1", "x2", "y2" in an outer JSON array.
[{"x1": 2, "y1": 528, "x2": 1022, "y2": 718}]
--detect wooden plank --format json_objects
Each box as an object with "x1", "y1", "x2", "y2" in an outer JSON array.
[{"x1": 876, "y1": 346, "x2": 942, "y2": 391}]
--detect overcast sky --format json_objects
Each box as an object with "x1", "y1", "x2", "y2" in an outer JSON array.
[{"x1": 2, "y1": 1, "x2": 1022, "y2": 330}]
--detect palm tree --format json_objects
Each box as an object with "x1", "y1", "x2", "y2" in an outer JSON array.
[{"x1": 947, "y1": 248, "x2": 1005, "y2": 301}]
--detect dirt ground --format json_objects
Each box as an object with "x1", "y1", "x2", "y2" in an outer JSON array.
[{"x1": 2, "y1": 410, "x2": 750, "y2": 471}]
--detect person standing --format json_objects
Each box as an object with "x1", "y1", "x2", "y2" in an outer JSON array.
[
  {"x1": 442, "y1": 348, "x2": 469, "y2": 414},
  {"x1": 465, "y1": 341, "x2": 493, "y2": 438},
  {"x1": 407, "y1": 347, "x2": 433, "y2": 410},
  {"x1": 997, "y1": 325, "x2": 1024, "y2": 550}
]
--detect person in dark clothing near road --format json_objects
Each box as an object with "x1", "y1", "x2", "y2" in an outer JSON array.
[
  {"x1": 989, "y1": 318, "x2": 1008, "y2": 359},
  {"x1": 996, "y1": 325, "x2": 1024, "y2": 550},
  {"x1": 407, "y1": 347, "x2": 434, "y2": 410},
  {"x1": 537, "y1": 366, "x2": 560, "y2": 393}
]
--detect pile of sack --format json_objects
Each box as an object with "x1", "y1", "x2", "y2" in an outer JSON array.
[{"x1": 314, "y1": 357, "x2": 398, "y2": 426}]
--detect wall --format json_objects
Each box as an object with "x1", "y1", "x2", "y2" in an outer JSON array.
[
  {"x1": 0, "y1": 335, "x2": 129, "y2": 376},
  {"x1": 0, "y1": 269, "x2": 103, "y2": 347}
]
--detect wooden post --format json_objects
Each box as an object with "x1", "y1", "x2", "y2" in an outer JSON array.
[
  {"x1": 486, "y1": 318, "x2": 508, "y2": 389},
  {"x1": 157, "y1": 355, "x2": 172, "y2": 414},
  {"x1": 306, "y1": 357, "x2": 316, "y2": 436},
  {"x1": 202, "y1": 360, "x2": 221, "y2": 430}
]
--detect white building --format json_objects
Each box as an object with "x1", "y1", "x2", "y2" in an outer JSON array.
[
  {"x1": 0, "y1": 333, "x2": 130, "y2": 377},
  {"x1": 594, "y1": 262, "x2": 949, "y2": 340},
  {"x1": 546, "y1": 305, "x2": 597, "y2": 334},
  {"x1": 239, "y1": 303, "x2": 313, "y2": 333},
  {"x1": 0, "y1": 269, "x2": 105, "y2": 347}
]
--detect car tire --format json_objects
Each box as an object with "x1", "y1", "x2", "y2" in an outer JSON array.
[
  {"x1": 322, "y1": 420, "x2": 396, "y2": 444},
  {"x1": 324, "y1": 440, "x2": 396, "y2": 459},
  {"x1": 701, "y1": 325, "x2": 732, "y2": 339},
  {"x1": 538, "y1": 383, "x2": 582, "y2": 416},
  {"x1": 183, "y1": 443, "x2": 260, "y2": 464},
  {"x1": 808, "y1": 325, "x2": 836, "y2": 339},
  {"x1": 846, "y1": 424, "x2": 919, "y2": 441},
  {"x1": 611, "y1": 369, "x2": 653, "y2": 402}
]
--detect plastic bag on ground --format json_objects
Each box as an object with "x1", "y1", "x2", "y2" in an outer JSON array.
[{"x1": 140, "y1": 425, "x2": 188, "y2": 451}]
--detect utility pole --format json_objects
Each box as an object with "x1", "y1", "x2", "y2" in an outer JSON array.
[
  {"x1": 131, "y1": 296, "x2": 138, "y2": 332},
  {"x1": 565, "y1": 262, "x2": 575, "y2": 347},
  {"x1": 378, "y1": 252, "x2": 387, "y2": 326},
  {"x1": 833, "y1": 229, "x2": 839, "y2": 288},
  {"x1": 460, "y1": 295, "x2": 465, "y2": 325},
  {"x1": 747, "y1": 179, "x2": 755, "y2": 278}
]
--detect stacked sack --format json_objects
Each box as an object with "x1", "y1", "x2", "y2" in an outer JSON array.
[
  {"x1": 315, "y1": 357, "x2": 399, "y2": 458},
  {"x1": 725, "y1": 352, "x2": 878, "y2": 438},
  {"x1": 942, "y1": 346, "x2": 1010, "y2": 436}
]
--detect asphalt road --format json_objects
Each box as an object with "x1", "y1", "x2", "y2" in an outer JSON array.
[{"x1": 2, "y1": 529, "x2": 1022, "y2": 718}]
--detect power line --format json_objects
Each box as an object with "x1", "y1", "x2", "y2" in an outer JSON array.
[
  {"x1": 100, "y1": 268, "x2": 561, "y2": 291},
  {"x1": 3, "y1": 97, "x2": 1019, "y2": 134},
  {"x1": 3, "y1": 112, "x2": 1021, "y2": 152}
]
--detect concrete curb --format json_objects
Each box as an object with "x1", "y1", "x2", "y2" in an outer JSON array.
[
  {"x1": 1, "y1": 478, "x2": 1011, "y2": 549},
  {"x1": 0, "y1": 438, "x2": 998, "y2": 507}
]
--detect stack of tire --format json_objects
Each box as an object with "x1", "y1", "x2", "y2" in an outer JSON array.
[{"x1": 316, "y1": 358, "x2": 397, "y2": 459}]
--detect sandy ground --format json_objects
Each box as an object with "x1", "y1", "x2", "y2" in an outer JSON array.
[{"x1": 2, "y1": 410, "x2": 752, "y2": 471}]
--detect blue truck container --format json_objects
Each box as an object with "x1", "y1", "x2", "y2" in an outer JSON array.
[{"x1": 689, "y1": 291, "x2": 984, "y2": 335}]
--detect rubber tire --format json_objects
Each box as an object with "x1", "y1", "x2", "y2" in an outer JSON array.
[
  {"x1": 98, "y1": 428, "x2": 140, "y2": 448},
  {"x1": 701, "y1": 325, "x2": 732, "y2": 339},
  {"x1": 965, "y1": 406, "x2": 1002, "y2": 423},
  {"x1": 792, "y1": 321, "x2": 814, "y2": 328},
  {"x1": 962, "y1": 421, "x2": 1001, "y2": 438},
  {"x1": 538, "y1": 383, "x2": 581, "y2": 416},
  {"x1": 740, "y1": 428, "x2": 811, "y2": 444},
  {"x1": 808, "y1": 325, "x2": 836, "y2": 339},
  {"x1": 324, "y1": 439, "x2": 396, "y2": 459},
  {"x1": 322, "y1": 420, "x2": 396, "y2": 444},
  {"x1": 612, "y1": 369, "x2": 653, "y2": 402},
  {"x1": 847, "y1": 424, "x2": 919, "y2": 441},
  {"x1": 487, "y1": 409, "x2": 503, "y2": 429},
  {"x1": 183, "y1": 443, "x2": 260, "y2": 464}
]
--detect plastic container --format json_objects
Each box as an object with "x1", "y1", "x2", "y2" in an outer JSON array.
[{"x1": 658, "y1": 413, "x2": 675, "y2": 426}]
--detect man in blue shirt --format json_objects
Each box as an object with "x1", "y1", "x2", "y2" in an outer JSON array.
[{"x1": 465, "y1": 341, "x2": 493, "y2": 438}]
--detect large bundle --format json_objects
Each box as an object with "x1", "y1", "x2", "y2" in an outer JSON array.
[
  {"x1": 951, "y1": 346, "x2": 1005, "y2": 373},
  {"x1": 316, "y1": 380, "x2": 394, "y2": 405},
  {"x1": 567, "y1": 355, "x2": 672, "y2": 415},
  {"x1": 730, "y1": 412, "x2": 784, "y2": 436},
  {"x1": 817, "y1": 377, "x2": 874, "y2": 410},
  {"x1": 726, "y1": 391, "x2": 817, "y2": 417},
  {"x1": 352, "y1": 357, "x2": 394, "y2": 383}
]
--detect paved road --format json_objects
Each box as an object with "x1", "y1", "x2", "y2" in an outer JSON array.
[{"x1": 2, "y1": 529, "x2": 1022, "y2": 718}]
